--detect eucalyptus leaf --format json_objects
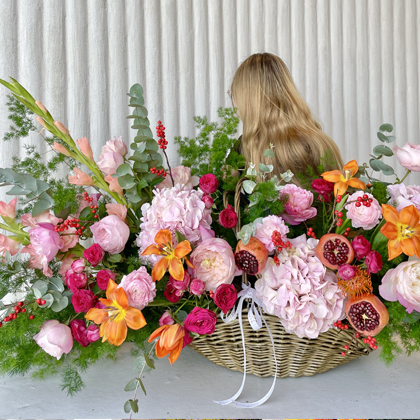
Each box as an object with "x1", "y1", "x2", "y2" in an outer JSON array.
[
  {"x1": 402, "y1": 310, "x2": 420, "y2": 324},
  {"x1": 51, "y1": 296, "x2": 68, "y2": 312},
  {"x1": 79, "y1": 206, "x2": 91, "y2": 219},
  {"x1": 124, "y1": 400, "x2": 131, "y2": 413},
  {"x1": 134, "y1": 117, "x2": 150, "y2": 127},
  {"x1": 246, "y1": 167, "x2": 257, "y2": 176},
  {"x1": 370, "y1": 158, "x2": 382, "y2": 172},
  {"x1": 263, "y1": 149, "x2": 275, "y2": 158},
  {"x1": 137, "y1": 127, "x2": 153, "y2": 138},
  {"x1": 144, "y1": 354, "x2": 155, "y2": 370},
  {"x1": 242, "y1": 180, "x2": 256, "y2": 194},
  {"x1": 124, "y1": 378, "x2": 139, "y2": 392},
  {"x1": 40, "y1": 293, "x2": 54, "y2": 308},
  {"x1": 379, "y1": 123, "x2": 393, "y2": 132},
  {"x1": 118, "y1": 174, "x2": 136, "y2": 189},
  {"x1": 129, "y1": 152, "x2": 149, "y2": 162},
  {"x1": 373, "y1": 145, "x2": 393, "y2": 157},
  {"x1": 49, "y1": 290, "x2": 63, "y2": 300},
  {"x1": 134, "y1": 135, "x2": 151, "y2": 143},
  {"x1": 146, "y1": 140, "x2": 158, "y2": 152},
  {"x1": 33, "y1": 280, "x2": 48, "y2": 297},
  {"x1": 131, "y1": 124, "x2": 149, "y2": 130},
  {"x1": 258, "y1": 163, "x2": 270, "y2": 173},
  {"x1": 116, "y1": 163, "x2": 132, "y2": 177},
  {"x1": 108, "y1": 254, "x2": 122, "y2": 263},
  {"x1": 138, "y1": 380, "x2": 147, "y2": 396},
  {"x1": 48, "y1": 277, "x2": 65, "y2": 293},
  {"x1": 129, "y1": 399, "x2": 139, "y2": 412},
  {"x1": 133, "y1": 162, "x2": 149, "y2": 173},
  {"x1": 12, "y1": 261, "x2": 22, "y2": 272},
  {"x1": 377, "y1": 159, "x2": 394, "y2": 175},
  {"x1": 6, "y1": 185, "x2": 30, "y2": 195},
  {"x1": 387, "y1": 135, "x2": 396, "y2": 142}
]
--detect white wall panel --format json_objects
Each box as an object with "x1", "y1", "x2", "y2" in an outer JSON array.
[{"x1": 0, "y1": 0, "x2": 419, "y2": 194}]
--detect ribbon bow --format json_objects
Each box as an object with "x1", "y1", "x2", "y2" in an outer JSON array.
[{"x1": 214, "y1": 283, "x2": 278, "y2": 408}]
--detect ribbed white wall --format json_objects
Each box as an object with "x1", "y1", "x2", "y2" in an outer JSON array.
[{"x1": 0, "y1": 0, "x2": 419, "y2": 190}]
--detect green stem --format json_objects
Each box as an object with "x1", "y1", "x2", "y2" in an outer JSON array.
[
  {"x1": 370, "y1": 219, "x2": 386, "y2": 243},
  {"x1": 0, "y1": 223, "x2": 30, "y2": 239},
  {"x1": 173, "y1": 298, "x2": 190, "y2": 315},
  {"x1": 396, "y1": 169, "x2": 411, "y2": 185}
]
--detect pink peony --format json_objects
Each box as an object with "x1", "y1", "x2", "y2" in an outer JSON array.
[
  {"x1": 189, "y1": 278, "x2": 206, "y2": 296},
  {"x1": 199, "y1": 174, "x2": 219, "y2": 194},
  {"x1": 219, "y1": 205, "x2": 238, "y2": 228},
  {"x1": 345, "y1": 191, "x2": 382, "y2": 230},
  {"x1": 83, "y1": 243, "x2": 105, "y2": 267},
  {"x1": 91, "y1": 215, "x2": 130, "y2": 255},
  {"x1": 0, "y1": 234, "x2": 20, "y2": 257},
  {"x1": 21, "y1": 210, "x2": 61, "y2": 228},
  {"x1": 338, "y1": 264, "x2": 357, "y2": 280},
  {"x1": 118, "y1": 267, "x2": 156, "y2": 310},
  {"x1": 137, "y1": 184, "x2": 213, "y2": 265},
  {"x1": 65, "y1": 269, "x2": 88, "y2": 292},
  {"x1": 393, "y1": 142, "x2": 420, "y2": 172},
  {"x1": 387, "y1": 183, "x2": 420, "y2": 212},
  {"x1": 365, "y1": 250, "x2": 383, "y2": 274},
  {"x1": 311, "y1": 179, "x2": 334, "y2": 203},
  {"x1": 97, "y1": 136, "x2": 127, "y2": 175},
  {"x1": 157, "y1": 165, "x2": 199, "y2": 191},
  {"x1": 255, "y1": 235, "x2": 346, "y2": 339},
  {"x1": 184, "y1": 307, "x2": 217, "y2": 335},
  {"x1": 105, "y1": 203, "x2": 127, "y2": 221},
  {"x1": 33, "y1": 320, "x2": 73, "y2": 360},
  {"x1": 71, "y1": 289, "x2": 95, "y2": 313},
  {"x1": 68, "y1": 167, "x2": 94, "y2": 186},
  {"x1": 379, "y1": 260, "x2": 420, "y2": 313},
  {"x1": 201, "y1": 194, "x2": 214, "y2": 209},
  {"x1": 0, "y1": 197, "x2": 17, "y2": 220},
  {"x1": 96, "y1": 269, "x2": 116, "y2": 290},
  {"x1": 214, "y1": 284, "x2": 237, "y2": 314},
  {"x1": 86, "y1": 325, "x2": 100, "y2": 342},
  {"x1": 159, "y1": 311, "x2": 175, "y2": 326},
  {"x1": 190, "y1": 238, "x2": 236, "y2": 292},
  {"x1": 352, "y1": 235, "x2": 372, "y2": 259},
  {"x1": 254, "y1": 215, "x2": 289, "y2": 253},
  {"x1": 280, "y1": 184, "x2": 317, "y2": 225},
  {"x1": 70, "y1": 319, "x2": 90, "y2": 347}
]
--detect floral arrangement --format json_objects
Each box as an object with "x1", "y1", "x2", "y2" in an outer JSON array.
[{"x1": 0, "y1": 78, "x2": 420, "y2": 414}]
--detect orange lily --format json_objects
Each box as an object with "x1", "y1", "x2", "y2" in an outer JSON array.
[
  {"x1": 380, "y1": 204, "x2": 420, "y2": 260},
  {"x1": 141, "y1": 229, "x2": 194, "y2": 281},
  {"x1": 321, "y1": 160, "x2": 366, "y2": 197},
  {"x1": 85, "y1": 279, "x2": 146, "y2": 346},
  {"x1": 148, "y1": 324, "x2": 186, "y2": 364}
]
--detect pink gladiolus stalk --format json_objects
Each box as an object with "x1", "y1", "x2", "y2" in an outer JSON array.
[
  {"x1": 76, "y1": 137, "x2": 94, "y2": 161},
  {"x1": 68, "y1": 168, "x2": 94, "y2": 186},
  {"x1": 53, "y1": 142, "x2": 71, "y2": 157}
]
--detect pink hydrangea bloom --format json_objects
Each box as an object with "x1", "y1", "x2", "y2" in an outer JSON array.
[
  {"x1": 137, "y1": 184, "x2": 213, "y2": 265},
  {"x1": 345, "y1": 191, "x2": 382, "y2": 230},
  {"x1": 254, "y1": 215, "x2": 289, "y2": 253},
  {"x1": 387, "y1": 183, "x2": 420, "y2": 212},
  {"x1": 280, "y1": 184, "x2": 317, "y2": 225},
  {"x1": 255, "y1": 235, "x2": 346, "y2": 339},
  {"x1": 156, "y1": 165, "x2": 199, "y2": 191}
]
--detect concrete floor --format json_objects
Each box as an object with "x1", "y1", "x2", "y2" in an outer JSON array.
[{"x1": 0, "y1": 344, "x2": 419, "y2": 419}]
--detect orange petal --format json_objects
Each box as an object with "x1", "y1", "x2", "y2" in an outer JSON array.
[
  {"x1": 100, "y1": 319, "x2": 109, "y2": 342},
  {"x1": 401, "y1": 238, "x2": 418, "y2": 258},
  {"x1": 85, "y1": 308, "x2": 108, "y2": 324},
  {"x1": 141, "y1": 244, "x2": 162, "y2": 256},
  {"x1": 114, "y1": 287, "x2": 129, "y2": 308},
  {"x1": 154, "y1": 229, "x2": 173, "y2": 247},
  {"x1": 99, "y1": 298, "x2": 113, "y2": 307},
  {"x1": 411, "y1": 235, "x2": 420, "y2": 259},
  {"x1": 149, "y1": 325, "x2": 167, "y2": 342},
  {"x1": 381, "y1": 222, "x2": 399, "y2": 240},
  {"x1": 125, "y1": 307, "x2": 147, "y2": 330},
  {"x1": 185, "y1": 256, "x2": 195, "y2": 269},
  {"x1": 388, "y1": 239, "x2": 403, "y2": 260},
  {"x1": 382, "y1": 204, "x2": 400, "y2": 225},
  {"x1": 347, "y1": 178, "x2": 366, "y2": 191},
  {"x1": 174, "y1": 240, "x2": 192, "y2": 259},
  {"x1": 168, "y1": 339, "x2": 184, "y2": 364},
  {"x1": 321, "y1": 170, "x2": 342, "y2": 183},
  {"x1": 152, "y1": 257, "x2": 169, "y2": 282},
  {"x1": 105, "y1": 320, "x2": 127, "y2": 346},
  {"x1": 106, "y1": 279, "x2": 118, "y2": 301},
  {"x1": 160, "y1": 325, "x2": 184, "y2": 351},
  {"x1": 334, "y1": 181, "x2": 348, "y2": 197},
  {"x1": 168, "y1": 257, "x2": 185, "y2": 281},
  {"x1": 399, "y1": 205, "x2": 420, "y2": 227},
  {"x1": 343, "y1": 160, "x2": 359, "y2": 177},
  {"x1": 155, "y1": 339, "x2": 171, "y2": 358}
]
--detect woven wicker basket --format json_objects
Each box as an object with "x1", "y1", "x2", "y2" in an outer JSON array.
[{"x1": 189, "y1": 179, "x2": 372, "y2": 378}]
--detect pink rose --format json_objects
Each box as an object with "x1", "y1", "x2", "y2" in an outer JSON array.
[
  {"x1": 190, "y1": 238, "x2": 236, "y2": 292},
  {"x1": 345, "y1": 191, "x2": 382, "y2": 230},
  {"x1": 352, "y1": 235, "x2": 372, "y2": 259},
  {"x1": 105, "y1": 203, "x2": 127, "y2": 221},
  {"x1": 379, "y1": 260, "x2": 420, "y2": 313},
  {"x1": 214, "y1": 284, "x2": 237, "y2": 314},
  {"x1": 387, "y1": 183, "x2": 420, "y2": 212},
  {"x1": 254, "y1": 215, "x2": 289, "y2": 253},
  {"x1": 184, "y1": 307, "x2": 217, "y2": 335},
  {"x1": 90, "y1": 215, "x2": 130, "y2": 254},
  {"x1": 365, "y1": 251, "x2": 383, "y2": 274},
  {"x1": 157, "y1": 165, "x2": 199, "y2": 191},
  {"x1": 170, "y1": 272, "x2": 191, "y2": 292},
  {"x1": 71, "y1": 258, "x2": 85, "y2": 273},
  {"x1": 0, "y1": 197, "x2": 17, "y2": 220},
  {"x1": 159, "y1": 311, "x2": 175, "y2": 326},
  {"x1": 280, "y1": 184, "x2": 317, "y2": 225},
  {"x1": 97, "y1": 137, "x2": 127, "y2": 175},
  {"x1": 60, "y1": 225, "x2": 79, "y2": 253},
  {"x1": 70, "y1": 319, "x2": 90, "y2": 347},
  {"x1": 338, "y1": 264, "x2": 357, "y2": 280},
  {"x1": 96, "y1": 269, "x2": 116, "y2": 291},
  {"x1": 65, "y1": 269, "x2": 88, "y2": 292},
  {"x1": 202, "y1": 195, "x2": 214, "y2": 209},
  {"x1": 33, "y1": 320, "x2": 73, "y2": 360},
  {"x1": 0, "y1": 234, "x2": 20, "y2": 257},
  {"x1": 164, "y1": 281, "x2": 183, "y2": 303},
  {"x1": 393, "y1": 142, "x2": 420, "y2": 172},
  {"x1": 199, "y1": 173, "x2": 219, "y2": 194},
  {"x1": 86, "y1": 325, "x2": 100, "y2": 343},
  {"x1": 71, "y1": 289, "x2": 95, "y2": 313},
  {"x1": 58, "y1": 254, "x2": 77, "y2": 279},
  {"x1": 189, "y1": 278, "x2": 206, "y2": 296},
  {"x1": 311, "y1": 179, "x2": 334, "y2": 203},
  {"x1": 83, "y1": 243, "x2": 105, "y2": 267},
  {"x1": 219, "y1": 205, "x2": 238, "y2": 228},
  {"x1": 119, "y1": 267, "x2": 156, "y2": 310}
]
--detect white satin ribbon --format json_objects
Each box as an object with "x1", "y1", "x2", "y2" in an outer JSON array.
[{"x1": 214, "y1": 283, "x2": 278, "y2": 408}]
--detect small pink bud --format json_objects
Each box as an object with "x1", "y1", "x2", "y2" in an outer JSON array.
[
  {"x1": 35, "y1": 100, "x2": 47, "y2": 113},
  {"x1": 53, "y1": 142, "x2": 71, "y2": 157},
  {"x1": 76, "y1": 137, "x2": 94, "y2": 161},
  {"x1": 36, "y1": 116, "x2": 46, "y2": 128},
  {"x1": 68, "y1": 167, "x2": 94, "y2": 186},
  {"x1": 54, "y1": 120, "x2": 69, "y2": 135}
]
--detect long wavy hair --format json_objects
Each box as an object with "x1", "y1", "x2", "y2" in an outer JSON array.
[{"x1": 231, "y1": 53, "x2": 343, "y2": 184}]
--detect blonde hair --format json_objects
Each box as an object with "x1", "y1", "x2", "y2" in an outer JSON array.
[{"x1": 231, "y1": 53, "x2": 343, "y2": 184}]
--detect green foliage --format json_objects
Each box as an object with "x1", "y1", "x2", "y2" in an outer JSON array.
[
  {"x1": 371, "y1": 181, "x2": 389, "y2": 205},
  {"x1": 3, "y1": 94, "x2": 36, "y2": 140}
]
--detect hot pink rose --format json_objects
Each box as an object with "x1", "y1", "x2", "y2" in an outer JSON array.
[
  {"x1": 280, "y1": 184, "x2": 317, "y2": 225},
  {"x1": 199, "y1": 173, "x2": 219, "y2": 194},
  {"x1": 70, "y1": 319, "x2": 90, "y2": 347},
  {"x1": 71, "y1": 258, "x2": 85, "y2": 273},
  {"x1": 119, "y1": 267, "x2": 156, "y2": 310},
  {"x1": 159, "y1": 311, "x2": 175, "y2": 326},
  {"x1": 202, "y1": 195, "x2": 214, "y2": 209},
  {"x1": 164, "y1": 281, "x2": 183, "y2": 303},
  {"x1": 65, "y1": 269, "x2": 88, "y2": 292},
  {"x1": 345, "y1": 191, "x2": 382, "y2": 230},
  {"x1": 254, "y1": 215, "x2": 289, "y2": 253},
  {"x1": 338, "y1": 264, "x2": 357, "y2": 280},
  {"x1": 214, "y1": 284, "x2": 237, "y2": 314},
  {"x1": 184, "y1": 307, "x2": 217, "y2": 335},
  {"x1": 219, "y1": 205, "x2": 238, "y2": 229},
  {"x1": 311, "y1": 179, "x2": 334, "y2": 203},
  {"x1": 71, "y1": 289, "x2": 95, "y2": 313},
  {"x1": 157, "y1": 165, "x2": 199, "y2": 191},
  {"x1": 83, "y1": 243, "x2": 105, "y2": 267},
  {"x1": 170, "y1": 272, "x2": 191, "y2": 291},
  {"x1": 90, "y1": 215, "x2": 130, "y2": 254},
  {"x1": 0, "y1": 234, "x2": 20, "y2": 257},
  {"x1": 393, "y1": 142, "x2": 420, "y2": 172},
  {"x1": 96, "y1": 269, "x2": 116, "y2": 291},
  {"x1": 86, "y1": 325, "x2": 100, "y2": 343},
  {"x1": 352, "y1": 235, "x2": 372, "y2": 259},
  {"x1": 365, "y1": 250, "x2": 383, "y2": 274},
  {"x1": 0, "y1": 197, "x2": 17, "y2": 220},
  {"x1": 34, "y1": 320, "x2": 73, "y2": 360},
  {"x1": 189, "y1": 278, "x2": 206, "y2": 296}
]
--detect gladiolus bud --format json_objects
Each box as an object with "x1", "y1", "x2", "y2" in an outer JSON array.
[
  {"x1": 35, "y1": 100, "x2": 47, "y2": 113},
  {"x1": 68, "y1": 167, "x2": 94, "y2": 186},
  {"x1": 53, "y1": 142, "x2": 71, "y2": 157},
  {"x1": 36, "y1": 116, "x2": 46, "y2": 128},
  {"x1": 105, "y1": 174, "x2": 124, "y2": 197},
  {"x1": 54, "y1": 120, "x2": 69, "y2": 135},
  {"x1": 76, "y1": 137, "x2": 94, "y2": 161}
]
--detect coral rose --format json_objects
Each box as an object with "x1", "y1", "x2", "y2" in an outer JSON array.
[
  {"x1": 184, "y1": 307, "x2": 217, "y2": 335},
  {"x1": 352, "y1": 235, "x2": 372, "y2": 259},
  {"x1": 90, "y1": 215, "x2": 130, "y2": 254},
  {"x1": 65, "y1": 269, "x2": 88, "y2": 292},
  {"x1": 365, "y1": 250, "x2": 383, "y2": 274},
  {"x1": 311, "y1": 179, "x2": 334, "y2": 203},
  {"x1": 70, "y1": 319, "x2": 90, "y2": 347}
]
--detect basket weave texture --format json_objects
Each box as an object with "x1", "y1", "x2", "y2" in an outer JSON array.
[{"x1": 189, "y1": 179, "x2": 372, "y2": 378}]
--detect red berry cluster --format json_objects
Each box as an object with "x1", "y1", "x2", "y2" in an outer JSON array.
[
  {"x1": 306, "y1": 227, "x2": 317, "y2": 240},
  {"x1": 150, "y1": 167, "x2": 167, "y2": 177},
  {"x1": 83, "y1": 191, "x2": 94, "y2": 204},
  {"x1": 333, "y1": 319, "x2": 349, "y2": 330},
  {"x1": 55, "y1": 217, "x2": 87, "y2": 235},
  {"x1": 209, "y1": 290, "x2": 214, "y2": 299},
  {"x1": 0, "y1": 301, "x2": 33, "y2": 326},
  {"x1": 362, "y1": 334, "x2": 378, "y2": 350},
  {"x1": 156, "y1": 121, "x2": 167, "y2": 150},
  {"x1": 355, "y1": 194, "x2": 373, "y2": 208},
  {"x1": 272, "y1": 231, "x2": 292, "y2": 251}
]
